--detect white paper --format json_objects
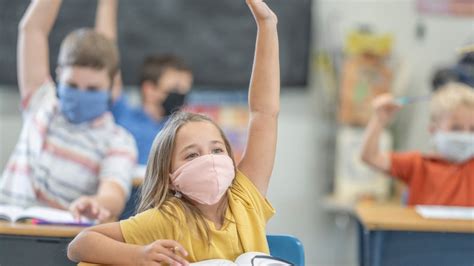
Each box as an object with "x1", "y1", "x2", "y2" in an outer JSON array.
[{"x1": 416, "y1": 205, "x2": 474, "y2": 220}]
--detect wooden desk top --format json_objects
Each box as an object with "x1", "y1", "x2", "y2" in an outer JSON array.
[
  {"x1": 0, "y1": 221, "x2": 85, "y2": 238},
  {"x1": 356, "y1": 201, "x2": 474, "y2": 233}
]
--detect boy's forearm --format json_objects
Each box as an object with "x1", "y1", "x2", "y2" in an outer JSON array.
[
  {"x1": 248, "y1": 23, "x2": 280, "y2": 115},
  {"x1": 95, "y1": 0, "x2": 122, "y2": 98},
  {"x1": 95, "y1": 0, "x2": 118, "y2": 41},
  {"x1": 95, "y1": 194, "x2": 124, "y2": 220},
  {"x1": 19, "y1": 0, "x2": 62, "y2": 34},
  {"x1": 361, "y1": 116, "x2": 390, "y2": 171},
  {"x1": 68, "y1": 231, "x2": 139, "y2": 264},
  {"x1": 95, "y1": 181, "x2": 126, "y2": 219}
]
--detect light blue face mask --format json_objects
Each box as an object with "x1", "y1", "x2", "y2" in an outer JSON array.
[
  {"x1": 433, "y1": 131, "x2": 474, "y2": 163},
  {"x1": 58, "y1": 84, "x2": 110, "y2": 124}
]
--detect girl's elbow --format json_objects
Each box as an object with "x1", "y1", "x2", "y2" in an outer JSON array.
[
  {"x1": 67, "y1": 231, "x2": 88, "y2": 262},
  {"x1": 67, "y1": 240, "x2": 80, "y2": 262}
]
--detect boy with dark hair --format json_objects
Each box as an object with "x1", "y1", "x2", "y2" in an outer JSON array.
[{"x1": 112, "y1": 54, "x2": 193, "y2": 165}]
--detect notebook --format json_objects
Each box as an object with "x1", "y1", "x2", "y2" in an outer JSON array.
[
  {"x1": 190, "y1": 252, "x2": 293, "y2": 266},
  {"x1": 0, "y1": 204, "x2": 94, "y2": 225},
  {"x1": 415, "y1": 205, "x2": 474, "y2": 220}
]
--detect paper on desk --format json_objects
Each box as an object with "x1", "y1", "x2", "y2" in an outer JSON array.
[{"x1": 416, "y1": 205, "x2": 474, "y2": 220}]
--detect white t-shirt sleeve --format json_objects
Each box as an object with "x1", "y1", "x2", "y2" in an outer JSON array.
[
  {"x1": 21, "y1": 79, "x2": 57, "y2": 120},
  {"x1": 99, "y1": 129, "x2": 138, "y2": 198}
]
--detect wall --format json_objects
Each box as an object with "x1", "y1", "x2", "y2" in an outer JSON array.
[{"x1": 315, "y1": 0, "x2": 474, "y2": 152}]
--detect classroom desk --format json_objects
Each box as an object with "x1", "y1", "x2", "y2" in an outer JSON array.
[
  {"x1": 0, "y1": 222, "x2": 84, "y2": 265},
  {"x1": 356, "y1": 201, "x2": 474, "y2": 266},
  {"x1": 0, "y1": 177, "x2": 145, "y2": 265}
]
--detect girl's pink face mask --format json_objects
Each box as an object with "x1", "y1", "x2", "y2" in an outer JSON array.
[{"x1": 170, "y1": 154, "x2": 235, "y2": 205}]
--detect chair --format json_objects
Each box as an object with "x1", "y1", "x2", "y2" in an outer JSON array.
[{"x1": 267, "y1": 234, "x2": 305, "y2": 266}]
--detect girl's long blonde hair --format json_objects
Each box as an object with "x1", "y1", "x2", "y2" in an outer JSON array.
[{"x1": 137, "y1": 111, "x2": 236, "y2": 244}]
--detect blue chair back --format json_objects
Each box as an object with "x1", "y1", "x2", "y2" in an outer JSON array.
[{"x1": 267, "y1": 234, "x2": 305, "y2": 266}]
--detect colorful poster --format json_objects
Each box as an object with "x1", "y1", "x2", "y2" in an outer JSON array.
[
  {"x1": 417, "y1": 0, "x2": 474, "y2": 17},
  {"x1": 185, "y1": 91, "x2": 249, "y2": 163}
]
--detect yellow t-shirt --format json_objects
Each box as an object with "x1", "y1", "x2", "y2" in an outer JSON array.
[{"x1": 120, "y1": 170, "x2": 275, "y2": 262}]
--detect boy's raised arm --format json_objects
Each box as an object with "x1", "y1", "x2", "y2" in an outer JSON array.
[
  {"x1": 361, "y1": 94, "x2": 401, "y2": 173},
  {"x1": 95, "y1": 0, "x2": 122, "y2": 100},
  {"x1": 95, "y1": 0, "x2": 118, "y2": 41},
  {"x1": 18, "y1": 0, "x2": 62, "y2": 100},
  {"x1": 238, "y1": 0, "x2": 280, "y2": 196}
]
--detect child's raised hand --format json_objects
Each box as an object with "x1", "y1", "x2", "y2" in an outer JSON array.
[
  {"x1": 372, "y1": 93, "x2": 402, "y2": 126},
  {"x1": 137, "y1": 240, "x2": 189, "y2": 266},
  {"x1": 246, "y1": 0, "x2": 278, "y2": 25}
]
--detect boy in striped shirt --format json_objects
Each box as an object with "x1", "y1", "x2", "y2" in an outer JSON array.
[{"x1": 0, "y1": 0, "x2": 137, "y2": 222}]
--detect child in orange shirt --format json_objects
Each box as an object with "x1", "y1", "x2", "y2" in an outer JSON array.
[{"x1": 361, "y1": 82, "x2": 474, "y2": 206}]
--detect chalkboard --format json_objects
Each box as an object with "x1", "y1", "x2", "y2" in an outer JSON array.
[{"x1": 0, "y1": 0, "x2": 311, "y2": 89}]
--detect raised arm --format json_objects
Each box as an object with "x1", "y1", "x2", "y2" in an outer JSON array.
[
  {"x1": 238, "y1": 0, "x2": 280, "y2": 196},
  {"x1": 95, "y1": 0, "x2": 118, "y2": 41},
  {"x1": 17, "y1": 0, "x2": 62, "y2": 100},
  {"x1": 95, "y1": 0, "x2": 122, "y2": 100},
  {"x1": 361, "y1": 94, "x2": 401, "y2": 173}
]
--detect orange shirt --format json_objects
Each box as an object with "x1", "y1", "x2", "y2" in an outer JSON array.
[{"x1": 390, "y1": 152, "x2": 474, "y2": 206}]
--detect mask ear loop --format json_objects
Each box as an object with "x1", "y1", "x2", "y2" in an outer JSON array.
[{"x1": 169, "y1": 173, "x2": 182, "y2": 198}]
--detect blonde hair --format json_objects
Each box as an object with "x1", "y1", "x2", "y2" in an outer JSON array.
[
  {"x1": 430, "y1": 82, "x2": 474, "y2": 122},
  {"x1": 58, "y1": 28, "x2": 119, "y2": 82},
  {"x1": 137, "y1": 112, "x2": 236, "y2": 244}
]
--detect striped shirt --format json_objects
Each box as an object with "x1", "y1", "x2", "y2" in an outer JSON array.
[{"x1": 0, "y1": 80, "x2": 137, "y2": 208}]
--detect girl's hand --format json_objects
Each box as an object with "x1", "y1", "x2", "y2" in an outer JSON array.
[
  {"x1": 69, "y1": 196, "x2": 111, "y2": 223},
  {"x1": 246, "y1": 0, "x2": 278, "y2": 26},
  {"x1": 372, "y1": 94, "x2": 402, "y2": 126},
  {"x1": 137, "y1": 240, "x2": 189, "y2": 266}
]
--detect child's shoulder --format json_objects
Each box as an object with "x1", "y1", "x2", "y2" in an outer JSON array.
[{"x1": 21, "y1": 78, "x2": 57, "y2": 115}]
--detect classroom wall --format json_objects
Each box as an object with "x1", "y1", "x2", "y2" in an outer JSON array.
[
  {"x1": 314, "y1": 0, "x2": 474, "y2": 152},
  {"x1": 266, "y1": 1, "x2": 474, "y2": 265},
  {"x1": 0, "y1": 0, "x2": 473, "y2": 265}
]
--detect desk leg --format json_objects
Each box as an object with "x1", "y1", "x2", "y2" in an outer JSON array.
[
  {"x1": 371, "y1": 231, "x2": 385, "y2": 266},
  {"x1": 363, "y1": 228, "x2": 371, "y2": 266},
  {"x1": 357, "y1": 220, "x2": 364, "y2": 266},
  {"x1": 362, "y1": 229, "x2": 385, "y2": 266}
]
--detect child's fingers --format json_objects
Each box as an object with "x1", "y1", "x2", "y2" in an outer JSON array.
[
  {"x1": 155, "y1": 247, "x2": 189, "y2": 266},
  {"x1": 153, "y1": 253, "x2": 186, "y2": 266},
  {"x1": 68, "y1": 202, "x2": 82, "y2": 221},
  {"x1": 89, "y1": 200, "x2": 100, "y2": 216},
  {"x1": 97, "y1": 208, "x2": 111, "y2": 222},
  {"x1": 157, "y1": 240, "x2": 188, "y2": 257}
]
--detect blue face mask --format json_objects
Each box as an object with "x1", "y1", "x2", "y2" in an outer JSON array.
[{"x1": 57, "y1": 84, "x2": 110, "y2": 124}]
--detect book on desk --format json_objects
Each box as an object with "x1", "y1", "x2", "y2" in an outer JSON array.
[
  {"x1": 191, "y1": 252, "x2": 293, "y2": 266},
  {"x1": 0, "y1": 204, "x2": 94, "y2": 226}
]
